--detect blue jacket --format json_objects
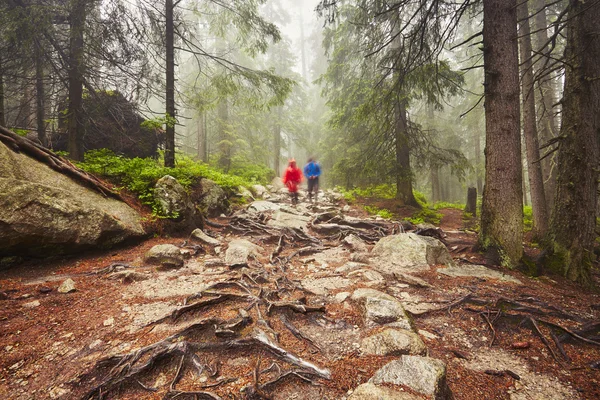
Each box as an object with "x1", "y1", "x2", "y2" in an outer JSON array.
[{"x1": 304, "y1": 162, "x2": 321, "y2": 178}]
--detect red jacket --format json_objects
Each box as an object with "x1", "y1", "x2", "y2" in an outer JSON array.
[{"x1": 283, "y1": 164, "x2": 303, "y2": 192}]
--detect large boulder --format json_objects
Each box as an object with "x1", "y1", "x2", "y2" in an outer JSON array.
[
  {"x1": 0, "y1": 141, "x2": 145, "y2": 257},
  {"x1": 154, "y1": 175, "x2": 202, "y2": 229},
  {"x1": 198, "y1": 178, "x2": 229, "y2": 217},
  {"x1": 371, "y1": 233, "x2": 454, "y2": 275}
]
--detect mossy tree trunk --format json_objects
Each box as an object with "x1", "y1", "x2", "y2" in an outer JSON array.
[
  {"x1": 545, "y1": 0, "x2": 600, "y2": 286},
  {"x1": 480, "y1": 0, "x2": 524, "y2": 266},
  {"x1": 394, "y1": 99, "x2": 419, "y2": 207},
  {"x1": 0, "y1": 56, "x2": 4, "y2": 127},
  {"x1": 518, "y1": 0, "x2": 548, "y2": 239}
]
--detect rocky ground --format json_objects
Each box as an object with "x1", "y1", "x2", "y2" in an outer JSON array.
[{"x1": 1, "y1": 187, "x2": 600, "y2": 400}]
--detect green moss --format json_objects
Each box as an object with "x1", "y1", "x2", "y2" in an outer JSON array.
[
  {"x1": 76, "y1": 149, "x2": 263, "y2": 217},
  {"x1": 364, "y1": 205, "x2": 393, "y2": 219}
]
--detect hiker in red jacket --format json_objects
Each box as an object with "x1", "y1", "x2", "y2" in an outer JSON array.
[{"x1": 282, "y1": 158, "x2": 303, "y2": 205}]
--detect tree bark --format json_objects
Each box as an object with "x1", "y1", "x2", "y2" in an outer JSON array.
[
  {"x1": 196, "y1": 112, "x2": 205, "y2": 161},
  {"x1": 164, "y1": 0, "x2": 176, "y2": 168},
  {"x1": 546, "y1": 0, "x2": 600, "y2": 286},
  {"x1": 518, "y1": 0, "x2": 548, "y2": 239},
  {"x1": 474, "y1": 128, "x2": 483, "y2": 194},
  {"x1": 480, "y1": 0, "x2": 523, "y2": 266},
  {"x1": 465, "y1": 187, "x2": 477, "y2": 217},
  {"x1": 67, "y1": 0, "x2": 86, "y2": 161},
  {"x1": 532, "y1": 0, "x2": 559, "y2": 211},
  {"x1": 0, "y1": 56, "x2": 4, "y2": 127},
  {"x1": 394, "y1": 100, "x2": 419, "y2": 207},
  {"x1": 217, "y1": 99, "x2": 231, "y2": 172},
  {"x1": 35, "y1": 38, "x2": 46, "y2": 147},
  {"x1": 430, "y1": 166, "x2": 440, "y2": 203},
  {"x1": 273, "y1": 106, "x2": 282, "y2": 176}
]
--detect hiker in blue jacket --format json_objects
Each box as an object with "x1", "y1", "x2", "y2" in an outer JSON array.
[{"x1": 303, "y1": 157, "x2": 321, "y2": 202}]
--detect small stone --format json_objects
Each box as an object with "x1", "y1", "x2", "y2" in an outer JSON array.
[
  {"x1": 23, "y1": 300, "x2": 40, "y2": 308},
  {"x1": 58, "y1": 279, "x2": 76, "y2": 293},
  {"x1": 89, "y1": 339, "x2": 103, "y2": 349},
  {"x1": 144, "y1": 244, "x2": 184, "y2": 269},
  {"x1": 39, "y1": 286, "x2": 52, "y2": 294},
  {"x1": 103, "y1": 317, "x2": 115, "y2": 326},
  {"x1": 5, "y1": 345, "x2": 13, "y2": 352},
  {"x1": 334, "y1": 292, "x2": 350, "y2": 303},
  {"x1": 418, "y1": 329, "x2": 439, "y2": 340}
]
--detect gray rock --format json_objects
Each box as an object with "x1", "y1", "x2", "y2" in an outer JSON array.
[
  {"x1": 361, "y1": 328, "x2": 426, "y2": 356},
  {"x1": 348, "y1": 383, "x2": 422, "y2": 400},
  {"x1": 343, "y1": 234, "x2": 369, "y2": 252},
  {"x1": 198, "y1": 178, "x2": 229, "y2": 217},
  {"x1": 350, "y1": 252, "x2": 370, "y2": 263},
  {"x1": 301, "y1": 276, "x2": 354, "y2": 296},
  {"x1": 225, "y1": 239, "x2": 263, "y2": 266},
  {"x1": 191, "y1": 228, "x2": 221, "y2": 246},
  {"x1": 437, "y1": 264, "x2": 522, "y2": 284},
  {"x1": 154, "y1": 175, "x2": 201, "y2": 228},
  {"x1": 247, "y1": 200, "x2": 281, "y2": 213},
  {"x1": 371, "y1": 233, "x2": 454, "y2": 274},
  {"x1": 144, "y1": 244, "x2": 184, "y2": 269},
  {"x1": 0, "y1": 140, "x2": 145, "y2": 257},
  {"x1": 334, "y1": 292, "x2": 350, "y2": 303},
  {"x1": 348, "y1": 269, "x2": 385, "y2": 286},
  {"x1": 251, "y1": 184, "x2": 267, "y2": 197},
  {"x1": 335, "y1": 262, "x2": 367, "y2": 274},
  {"x1": 237, "y1": 186, "x2": 255, "y2": 201},
  {"x1": 364, "y1": 297, "x2": 412, "y2": 330},
  {"x1": 267, "y1": 210, "x2": 311, "y2": 230},
  {"x1": 351, "y1": 288, "x2": 396, "y2": 302},
  {"x1": 370, "y1": 356, "x2": 449, "y2": 400},
  {"x1": 58, "y1": 278, "x2": 76, "y2": 293}
]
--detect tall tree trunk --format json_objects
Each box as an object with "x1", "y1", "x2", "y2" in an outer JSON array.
[
  {"x1": 545, "y1": 0, "x2": 600, "y2": 286},
  {"x1": 164, "y1": 0, "x2": 176, "y2": 167},
  {"x1": 474, "y1": 128, "x2": 483, "y2": 194},
  {"x1": 35, "y1": 38, "x2": 46, "y2": 147},
  {"x1": 480, "y1": 0, "x2": 523, "y2": 266},
  {"x1": 518, "y1": 0, "x2": 548, "y2": 238},
  {"x1": 430, "y1": 166, "x2": 440, "y2": 203},
  {"x1": 196, "y1": 112, "x2": 205, "y2": 161},
  {"x1": 394, "y1": 100, "x2": 419, "y2": 207},
  {"x1": 273, "y1": 106, "x2": 282, "y2": 176},
  {"x1": 67, "y1": 0, "x2": 86, "y2": 160},
  {"x1": 532, "y1": 0, "x2": 559, "y2": 210},
  {"x1": 67, "y1": 0, "x2": 86, "y2": 161},
  {"x1": 217, "y1": 99, "x2": 230, "y2": 172},
  {"x1": 0, "y1": 55, "x2": 5, "y2": 127}
]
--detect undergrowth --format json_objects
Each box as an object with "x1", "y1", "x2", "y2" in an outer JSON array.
[
  {"x1": 363, "y1": 205, "x2": 394, "y2": 219},
  {"x1": 77, "y1": 149, "x2": 272, "y2": 216}
]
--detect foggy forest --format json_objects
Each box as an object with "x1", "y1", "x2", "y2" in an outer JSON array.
[{"x1": 1, "y1": 0, "x2": 599, "y2": 399}]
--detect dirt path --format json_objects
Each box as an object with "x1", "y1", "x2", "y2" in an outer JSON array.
[{"x1": 1, "y1": 197, "x2": 599, "y2": 400}]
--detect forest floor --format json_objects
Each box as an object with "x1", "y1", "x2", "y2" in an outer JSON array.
[{"x1": 1, "y1": 194, "x2": 600, "y2": 400}]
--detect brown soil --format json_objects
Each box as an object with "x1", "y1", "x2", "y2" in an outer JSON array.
[{"x1": 1, "y1": 203, "x2": 599, "y2": 400}]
